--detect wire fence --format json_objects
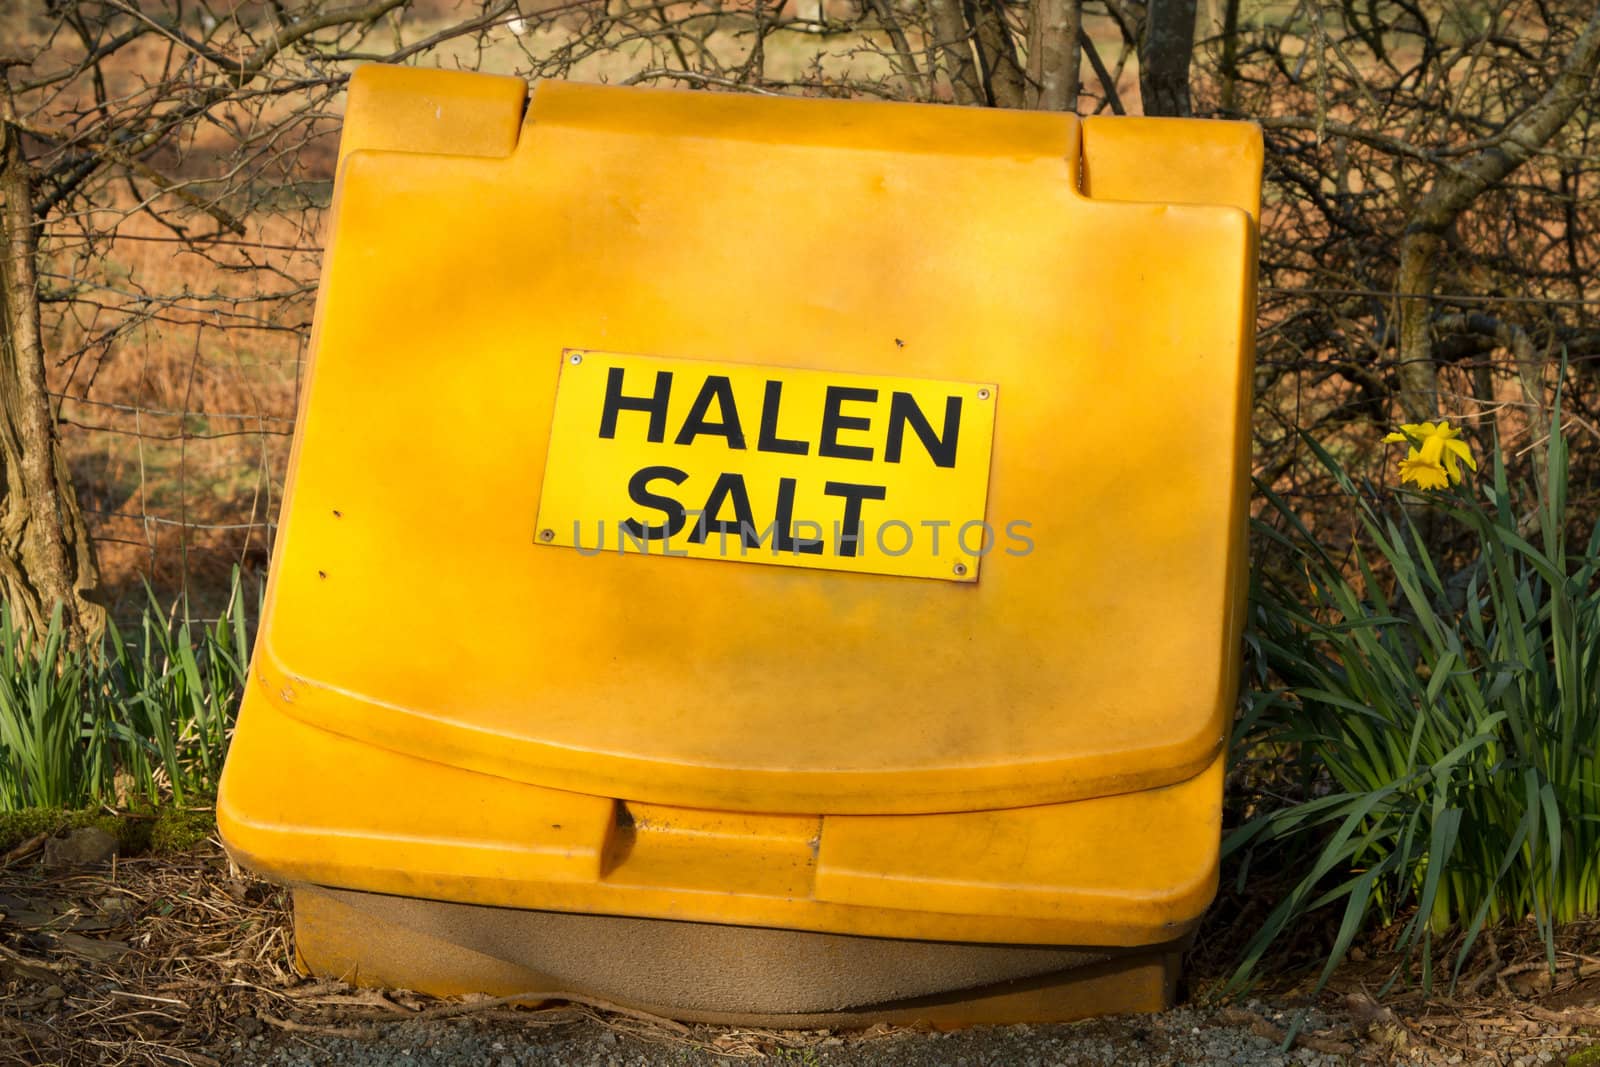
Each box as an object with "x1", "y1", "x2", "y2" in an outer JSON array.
[{"x1": 50, "y1": 297, "x2": 310, "y2": 621}]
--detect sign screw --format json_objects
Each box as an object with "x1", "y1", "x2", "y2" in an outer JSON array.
[
  {"x1": 569, "y1": 352, "x2": 583, "y2": 365},
  {"x1": 539, "y1": 528, "x2": 555, "y2": 542},
  {"x1": 953, "y1": 562, "x2": 968, "y2": 577},
  {"x1": 977, "y1": 388, "x2": 991, "y2": 401}
]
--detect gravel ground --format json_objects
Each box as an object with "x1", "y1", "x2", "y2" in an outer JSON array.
[
  {"x1": 212, "y1": 995, "x2": 1599, "y2": 1067},
  {"x1": 226, "y1": 1006, "x2": 1361, "y2": 1067}
]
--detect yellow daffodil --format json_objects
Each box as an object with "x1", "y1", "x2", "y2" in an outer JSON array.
[
  {"x1": 1384, "y1": 420, "x2": 1477, "y2": 489},
  {"x1": 1397, "y1": 454, "x2": 1451, "y2": 490}
]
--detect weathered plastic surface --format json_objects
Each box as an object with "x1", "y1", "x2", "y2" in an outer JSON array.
[{"x1": 218, "y1": 64, "x2": 1261, "y2": 954}]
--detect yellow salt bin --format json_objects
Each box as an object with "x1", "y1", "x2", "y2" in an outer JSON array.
[{"x1": 217, "y1": 64, "x2": 1262, "y2": 1026}]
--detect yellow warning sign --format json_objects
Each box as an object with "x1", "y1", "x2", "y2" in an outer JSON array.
[{"x1": 536, "y1": 350, "x2": 998, "y2": 581}]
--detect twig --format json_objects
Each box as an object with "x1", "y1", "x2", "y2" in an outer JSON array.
[
  {"x1": 1, "y1": 832, "x2": 48, "y2": 867},
  {"x1": 395, "y1": 992, "x2": 691, "y2": 1035},
  {"x1": 1216, "y1": 1007, "x2": 1357, "y2": 1055},
  {"x1": 1463, "y1": 930, "x2": 1503, "y2": 998},
  {"x1": 1528, "y1": 1005, "x2": 1600, "y2": 1027},
  {"x1": 256, "y1": 1012, "x2": 371, "y2": 1039},
  {"x1": 0, "y1": 942, "x2": 71, "y2": 974}
]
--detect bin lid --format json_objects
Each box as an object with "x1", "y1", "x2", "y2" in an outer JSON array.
[{"x1": 257, "y1": 67, "x2": 1261, "y2": 816}]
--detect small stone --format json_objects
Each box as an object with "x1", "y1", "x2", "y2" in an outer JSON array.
[
  {"x1": 42, "y1": 828, "x2": 118, "y2": 869},
  {"x1": 598, "y1": 1031, "x2": 618, "y2": 1046},
  {"x1": 42, "y1": 985, "x2": 64, "y2": 1000},
  {"x1": 498, "y1": 1057, "x2": 516, "y2": 1067},
  {"x1": 236, "y1": 1014, "x2": 264, "y2": 1037}
]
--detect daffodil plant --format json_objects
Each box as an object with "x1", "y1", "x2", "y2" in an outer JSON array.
[{"x1": 1232, "y1": 398, "x2": 1598, "y2": 996}]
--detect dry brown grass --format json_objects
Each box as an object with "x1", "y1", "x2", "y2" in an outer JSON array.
[
  {"x1": 48, "y1": 200, "x2": 316, "y2": 617},
  {"x1": 0, "y1": 837, "x2": 895, "y2": 1064}
]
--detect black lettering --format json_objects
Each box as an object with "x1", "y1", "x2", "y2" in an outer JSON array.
[
  {"x1": 689, "y1": 472, "x2": 759, "y2": 548},
  {"x1": 823, "y1": 481, "x2": 887, "y2": 557},
  {"x1": 601, "y1": 368, "x2": 673, "y2": 443},
  {"x1": 757, "y1": 381, "x2": 808, "y2": 455},
  {"x1": 885, "y1": 392, "x2": 962, "y2": 468},
  {"x1": 773, "y1": 477, "x2": 823, "y2": 555},
  {"x1": 623, "y1": 465, "x2": 688, "y2": 540},
  {"x1": 674, "y1": 375, "x2": 746, "y2": 448},
  {"x1": 818, "y1": 386, "x2": 877, "y2": 461}
]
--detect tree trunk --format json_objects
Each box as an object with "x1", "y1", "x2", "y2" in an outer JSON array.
[
  {"x1": 0, "y1": 119, "x2": 105, "y2": 646},
  {"x1": 1026, "y1": 0, "x2": 1081, "y2": 111},
  {"x1": 1392, "y1": 6, "x2": 1600, "y2": 421},
  {"x1": 1394, "y1": 229, "x2": 1440, "y2": 422},
  {"x1": 1218, "y1": 0, "x2": 1240, "y2": 112},
  {"x1": 865, "y1": 0, "x2": 932, "y2": 100},
  {"x1": 970, "y1": 0, "x2": 1027, "y2": 108},
  {"x1": 927, "y1": 0, "x2": 986, "y2": 105},
  {"x1": 1139, "y1": 0, "x2": 1197, "y2": 116}
]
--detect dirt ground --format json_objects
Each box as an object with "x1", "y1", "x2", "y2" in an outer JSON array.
[{"x1": 1, "y1": 838, "x2": 1598, "y2": 1066}]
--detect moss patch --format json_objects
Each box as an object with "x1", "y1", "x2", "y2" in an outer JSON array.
[
  {"x1": 150, "y1": 806, "x2": 216, "y2": 852},
  {"x1": 0, "y1": 804, "x2": 214, "y2": 856},
  {"x1": 0, "y1": 809, "x2": 126, "y2": 853},
  {"x1": 1569, "y1": 1046, "x2": 1600, "y2": 1067}
]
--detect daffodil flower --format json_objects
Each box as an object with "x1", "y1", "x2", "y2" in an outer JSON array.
[{"x1": 1384, "y1": 420, "x2": 1477, "y2": 489}]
